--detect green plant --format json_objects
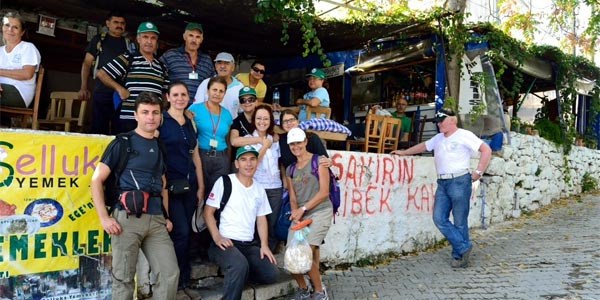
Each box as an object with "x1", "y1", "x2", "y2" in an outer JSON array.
[
  {"x1": 534, "y1": 119, "x2": 564, "y2": 146},
  {"x1": 582, "y1": 172, "x2": 598, "y2": 192}
]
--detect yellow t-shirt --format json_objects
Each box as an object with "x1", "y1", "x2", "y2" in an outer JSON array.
[{"x1": 235, "y1": 73, "x2": 267, "y2": 98}]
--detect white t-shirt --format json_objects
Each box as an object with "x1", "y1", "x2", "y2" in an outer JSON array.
[
  {"x1": 425, "y1": 128, "x2": 483, "y2": 175},
  {"x1": 206, "y1": 174, "x2": 272, "y2": 242},
  {"x1": 193, "y1": 76, "x2": 243, "y2": 119},
  {"x1": 0, "y1": 41, "x2": 41, "y2": 106},
  {"x1": 249, "y1": 131, "x2": 282, "y2": 189}
]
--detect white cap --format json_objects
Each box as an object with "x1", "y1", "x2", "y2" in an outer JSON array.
[
  {"x1": 287, "y1": 128, "x2": 307, "y2": 144},
  {"x1": 214, "y1": 52, "x2": 234, "y2": 63}
]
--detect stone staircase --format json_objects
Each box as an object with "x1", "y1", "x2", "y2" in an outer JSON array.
[{"x1": 180, "y1": 253, "x2": 295, "y2": 300}]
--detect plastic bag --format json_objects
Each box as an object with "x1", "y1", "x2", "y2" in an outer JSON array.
[{"x1": 284, "y1": 226, "x2": 313, "y2": 274}]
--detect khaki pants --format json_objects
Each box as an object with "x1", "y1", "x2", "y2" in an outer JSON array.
[{"x1": 111, "y1": 210, "x2": 179, "y2": 300}]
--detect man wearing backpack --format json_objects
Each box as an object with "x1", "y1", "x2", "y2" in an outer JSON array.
[
  {"x1": 97, "y1": 21, "x2": 169, "y2": 134},
  {"x1": 78, "y1": 11, "x2": 133, "y2": 135},
  {"x1": 91, "y1": 92, "x2": 179, "y2": 299},
  {"x1": 203, "y1": 145, "x2": 279, "y2": 300}
]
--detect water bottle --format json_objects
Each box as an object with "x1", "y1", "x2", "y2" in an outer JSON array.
[
  {"x1": 273, "y1": 87, "x2": 280, "y2": 105},
  {"x1": 273, "y1": 88, "x2": 281, "y2": 124}
]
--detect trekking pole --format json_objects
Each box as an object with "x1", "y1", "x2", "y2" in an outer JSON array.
[{"x1": 479, "y1": 177, "x2": 487, "y2": 230}]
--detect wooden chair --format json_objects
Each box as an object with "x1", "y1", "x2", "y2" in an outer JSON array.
[
  {"x1": 36, "y1": 91, "x2": 87, "y2": 132},
  {"x1": 346, "y1": 113, "x2": 387, "y2": 153},
  {"x1": 380, "y1": 117, "x2": 402, "y2": 153},
  {"x1": 0, "y1": 65, "x2": 44, "y2": 129},
  {"x1": 306, "y1": 106, "x2": 332, "y2": 120}
]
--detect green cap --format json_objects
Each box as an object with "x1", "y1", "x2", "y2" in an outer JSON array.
[
  {"x1": 306, "y1": 68, "x2": 325, "y2": 79},
  {"x1": 239, "y1": 86, "x2": 257, "y2": 98},
  {"x1": 185, "y1": 22, "x2": 203, "y2": 33},
  {"x1": 235, "y1": 145, "x2": 259, "y2": 160},
  {"x1": 137, "y1": 21, "x2": 159, "y2": 35}
]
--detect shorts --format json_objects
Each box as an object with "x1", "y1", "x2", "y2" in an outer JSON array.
[{"x1": 287, "y1": 208, "x2": 332, "y2": 246}]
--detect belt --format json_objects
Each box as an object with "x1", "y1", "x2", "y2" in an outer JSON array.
[
  {"x1": 199, "y1": 149, "x2": 227, "y2": 157},
  {"x1": 437, "y1": 170, "x2": 469, "y2": 180}
]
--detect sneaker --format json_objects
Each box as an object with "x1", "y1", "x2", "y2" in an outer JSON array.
[
  {"x1": 450, "y1": 258, "x2": 463, "y2": 268},
  {"x1": 312, "y1": 289, "x2": 329, "y2": 300},
  {"x1": 290, "y1": 287, "x2": 311, "y2": 300},
  {"x1": 461, "y1": 246, "x2": 473, "y2": 265}
]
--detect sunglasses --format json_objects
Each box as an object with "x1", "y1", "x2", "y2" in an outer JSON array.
[
  {"x1": 252, "y1": 67, "x2": 266, "y2": 74},
  {"x1": 435, "y1": 111, "x2": 451, "y2": 119},
  {"x1": 240, "y1": 97, "x2": 257, "y2": 104}
]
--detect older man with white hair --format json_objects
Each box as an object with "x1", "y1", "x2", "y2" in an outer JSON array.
[{"x1": 193, "y1": 52, "x2": 243, "y2": 118}]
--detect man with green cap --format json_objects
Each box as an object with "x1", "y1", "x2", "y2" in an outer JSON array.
[
  {"x1": 97, "y1": 21, "x2": 169, "y2": 134},
  {"x1": 160, "y1": 22, "x2": 215, "y2": 105},
  {"x1": 203, "y1": 145, "x2": 279, "y2": 300}
]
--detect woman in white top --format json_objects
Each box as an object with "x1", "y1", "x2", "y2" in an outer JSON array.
[
  {"x1": 0, "y1": 12, "x2": 41, "y2": 108},
  {"x1": 248, "y1": 104, "x2": 282, "y2": 252}
]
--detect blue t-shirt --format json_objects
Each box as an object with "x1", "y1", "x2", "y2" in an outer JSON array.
[
  {"x1": 298, "y1": 87, "x2": 330, "y2": 121},
  {"x1": 188, "y1": 102, "x2": 233, "y2": 151}
]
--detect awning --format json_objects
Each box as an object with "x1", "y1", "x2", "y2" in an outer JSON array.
[{"x1": 345, "y1": 38, "x2": 435, "y2": 74}]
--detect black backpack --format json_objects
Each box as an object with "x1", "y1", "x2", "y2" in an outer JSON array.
[
  {"x1": 214, "y1": 175, "x2": 232, "y2": 228},
  {"x1": 103, "y1": 132, "x2": 166, "y2": 212}
]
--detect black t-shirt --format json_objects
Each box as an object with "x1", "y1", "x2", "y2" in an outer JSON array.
[
  {"x1": 85, "y1": 34, "x2": 129, "y2": 92},
  {"x1": 101, "y1": 132, "x2": 164, "y2": 214},
  {"x1": 230, "y1": 113, "x2": 254, "y2": 160},
  {"x1": 279, "y1": 132, "x2": 328, "y2": 168}
]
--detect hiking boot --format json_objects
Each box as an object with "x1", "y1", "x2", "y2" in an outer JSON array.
[
  {"x1": 184, "y1": 287, "x2": 202, "y2": 300},
  {"x1": 176, "y1": 289, "x2": 191, "y2": 300},
  {"x1": 137, "y1": 283, "x2": 153, "y2": 299},
  {"x1": 311, "y1": 289, "x2": 329, "y2": 300},
  {"x1": 290, "y1": 287, "x2": 311, "y2": 300}
]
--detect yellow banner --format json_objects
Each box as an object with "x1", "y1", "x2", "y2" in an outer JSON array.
[{"x1": 0, "y1": 130, "x2": 113, "y2": 276}]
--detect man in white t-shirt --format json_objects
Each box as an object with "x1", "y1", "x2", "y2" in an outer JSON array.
[
  {"x1": 203, "y1": 145, "x2": 279, "y2": 300},
  {"x1": 392, "y1": 108, "x2": 491, "y2": 268},
  {"x1": 193, "y1": 52, "x2": 243, "y2": 118}
]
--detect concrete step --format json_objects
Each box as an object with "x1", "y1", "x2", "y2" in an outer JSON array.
[{"x1": 184, "y1": 253, "x2": 295, "y2": 300}]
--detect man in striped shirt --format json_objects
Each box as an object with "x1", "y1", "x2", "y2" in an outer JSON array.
[
  {"x1": 159, "y1": 23, "x2": 215, "y2": 106},
  {"x1": 97, "y1": 21, "x2": 169, "y2": 134}
]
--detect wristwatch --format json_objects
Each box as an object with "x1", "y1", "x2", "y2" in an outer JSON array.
[
  {"x1": 301, "y1": 205, "x2": 308, "y2": 212},
  {"x1": 474, "y1": 169, "x2": 484, "y2": 176}
]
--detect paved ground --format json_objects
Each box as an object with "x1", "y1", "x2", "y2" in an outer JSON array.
[{"x1": 321, "y1": 193, "x2": 600, "y2": 300}]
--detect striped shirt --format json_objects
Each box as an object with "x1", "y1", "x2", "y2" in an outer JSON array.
[
  {"x1": 159, "y1": 46, "x2": 215, "y2": 103},
  {"x1": 102, "y1": 52, "x2": 169, "y2": 120}
]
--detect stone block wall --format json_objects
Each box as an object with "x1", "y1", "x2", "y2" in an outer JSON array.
[{"x1": 320, "y1": 132, "x2": 600, "y2": 265}]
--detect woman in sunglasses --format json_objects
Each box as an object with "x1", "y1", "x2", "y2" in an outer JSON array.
[
  {"x1": 230, "y1": 87, "x2": 263, "y2": 162},
  {"x1": 278, "y1": 109, "x2": 329, "y2": 169},
  {"x1": 235, "y1": 60, "x2": 267, "y2": 103}
]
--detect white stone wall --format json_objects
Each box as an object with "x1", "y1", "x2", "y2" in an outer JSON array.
[{"x1": 321, "y1": 132, "x2": 600, "y2": 265}]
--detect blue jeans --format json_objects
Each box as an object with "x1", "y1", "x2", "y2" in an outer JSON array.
[
  {"x1": 433, "y1": 173, "x2": 473, "y2": 259},
  {"x1": 208, "y1": 240, "x2": 279, "y2": 300},
  {"x1": 168, "y1": 181, "x2": 198, "y2": 289}
]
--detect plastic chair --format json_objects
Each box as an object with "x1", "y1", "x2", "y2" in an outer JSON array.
[
  {"x1": 37, "y1": 91, "x2": 87, "y2": 132},
  {"x1": 0, "y1": 65, "x2": 44, "y2": 129}
]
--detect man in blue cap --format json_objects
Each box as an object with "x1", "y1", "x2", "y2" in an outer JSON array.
[
  {"x1": 160, "y1": 22, "x2": 215, "y2": 105},
  {"x1": 97, "y1": 21, "x2": 169, "y2": 134}
]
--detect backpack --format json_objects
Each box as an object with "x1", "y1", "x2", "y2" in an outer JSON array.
[
  {"x1": 275, "y1": 190, "x2": 291, "y2": 241},
  {"x1": 103, "y1": 132, "x2": 166, "y2": 212},
  {"x1": 214, "y1": 175, "x2": 233, "y2": 228},
  {"x1": 290, "y1": 154, "x2": 341, "y2": 221},
  {"x1": 92, "y1": 32, "x2": 135, "y2": 79}
]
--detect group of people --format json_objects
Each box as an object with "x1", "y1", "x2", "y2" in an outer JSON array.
[
  {"x1": 81, "y1": 11, "x2": 333, "y2": 300},
  {"x1": 2, "y1": 9, "x2": 495, "y2": 300}
]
